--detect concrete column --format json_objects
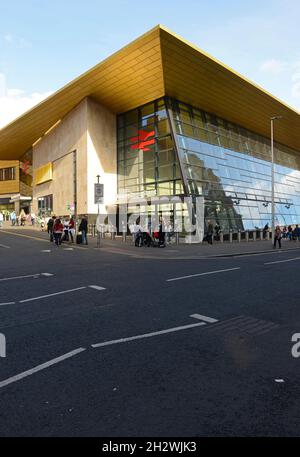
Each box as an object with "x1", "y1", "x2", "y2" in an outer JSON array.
[
  {"x1": 229, "y1": 229, "x2": 233, "y2": 243},
  {"x1": 238, "y1": 230, "x2": 241, "y2": 243}
]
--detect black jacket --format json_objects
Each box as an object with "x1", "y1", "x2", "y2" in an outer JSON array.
[{"x1": 79, "y1": 218, "x2": 88, "y2": 231}]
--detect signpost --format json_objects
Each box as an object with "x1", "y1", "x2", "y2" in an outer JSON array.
[{"x1": 95, "y1": 176, "x2": 103, "y2": 248}]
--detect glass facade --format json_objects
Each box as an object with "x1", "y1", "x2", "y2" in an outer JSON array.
[
  {"x1": 117, "y1": 98, "x2": 183, "y2": 199},
  {"x1": 117, "y1": 97, "x2": 300, "y2": 232}
]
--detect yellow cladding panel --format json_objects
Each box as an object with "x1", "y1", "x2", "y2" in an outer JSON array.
[
  {"x1": 0, "y1": 24, "x2": 299, "y2": 161},
  {"x1": 35, "y1": 162, "x2": 53, "y2": 185}
]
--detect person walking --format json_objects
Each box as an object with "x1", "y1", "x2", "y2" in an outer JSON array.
[
  {"x1": 47, "y1": 215, "x2": 56, "y2": 242},
  {"x1": 273, "y1": 225, "x2": 282, "y2": 249},
  {"x1": 0, "y1": 212, "x2": 3, "y2": 229},
  {"x1": 79, "y1": 215, "x2": 88, "y2": 245},
  {"x1": 53, "y1": 218, "x2": 64, "y2": 246}
]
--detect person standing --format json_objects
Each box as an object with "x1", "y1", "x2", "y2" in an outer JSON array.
[
  {"x1": 273, "y1": 225, "x2": 282, "y2": 249},
  {"x1": 206, "y1": 220, "x2": 214, "y2": 245},
  {"x1": 10, "y1": 211, "x2": 16, "y2": 226},
  {"x1": 53, "y1": 218, "x2": 64, "y2": 246},
  {"x1": 0, "y1": 212, "x2": 3, "y2": 228},
  {"x1": 79, "y1": 215, "x2": 88, "y2": 245},
  {"x1": 47, "y1": 215, "x2": 56, "y2": 242},
  {"x1": 69, "y1": 216, "x2": 75, "y2": 243}
]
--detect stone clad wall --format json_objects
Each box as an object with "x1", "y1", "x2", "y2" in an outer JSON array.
[{"x1": 32, "y1": 99, "x2": 88, "y2": 216}]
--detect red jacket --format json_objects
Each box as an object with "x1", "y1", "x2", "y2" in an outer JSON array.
[{"x1": 53, "y1": 222, "x2": 63, "y2": 233}]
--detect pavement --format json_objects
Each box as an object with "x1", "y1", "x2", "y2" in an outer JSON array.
[{"x1": 1, "y1": 225, "x2": 300, "y2": 436}]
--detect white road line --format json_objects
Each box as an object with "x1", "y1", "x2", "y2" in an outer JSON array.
[
  {"x1": 190, "y1": 313, "x2": 219, "y2": 323},
  {"x1": 0, "y1": 243, "x2": 10, "y2": 249},
  {"x1": 63, "y1": 248, "x2": 74, "y2": 251},
  {"x1": 88, "y1": 285, "x2": 106, "y2": 291},
  {"x1": 0, "y1": 302, "x2": 16, "y2": 306},
  {"x1": 91, "y1": 322, "x2": 206, "y2": 349},
  {"x1": 166, "y1": 267, "x2": 240, "y2": 282},
  {"x1": 41, "y1": 250, "x2": 51, "y2": 253},
  {"x1": 0, "y1": 348, "x2": 86, "y2": 389},
  {"x1": 19, "y1": 287, "x2": 87, "y2": 303},
  {"x1": 0, "y1": 273, "x2": 53, "y2": 282},
  {"x1": 264, "y1": 256, "x2": 300, "y2": 265}
]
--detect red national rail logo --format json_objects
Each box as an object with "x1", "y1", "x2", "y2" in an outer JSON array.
[
  {"x1": 21, "y1": 160, "x2": 30, "y2": 175},
  {"x1": 130, "y1": 129, "x2": 155, "y2": 151}
]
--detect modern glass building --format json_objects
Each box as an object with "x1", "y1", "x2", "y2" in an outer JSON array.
[{"x1": 0, "y1": 25, "x2": 299, "y2": 237}]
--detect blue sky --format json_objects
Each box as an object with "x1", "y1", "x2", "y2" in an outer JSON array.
[{"x1": 0, "y1": 0, "x2": 299, "y2": 127}]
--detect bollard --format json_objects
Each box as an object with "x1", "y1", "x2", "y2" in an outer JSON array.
[
  {"x1": 122, "y1": 232, "x2": 126, "y2": 243},
  {"x1": 253, "y1": 230, "x2": 256, "y2": 241},
  {"x1": 238, "y1": 230, "x2": 241, "y2": 243},
  {"x1": 229, "y1": 229, "x2": 233, "y2": 243},
  {"x1": 111, "y1": 231, "x2": 115, "y2": 240},
  {"x1": 175, "y1": 232, "x2": 179, "y2": 246},
  {"x1": 245, "y1": 230, "x2": 249, "y2": 242},
  {"x1": 220, "y1": 231, "x2": 223, "y2": 243},
  {"x1": 260, "y1": 229, "x2": 263, "y2": 241}
]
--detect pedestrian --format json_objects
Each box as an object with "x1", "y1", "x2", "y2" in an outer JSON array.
[
  {"x1": 294, "y1": 224, "x2": 300, "y2": 241},
  {"x1": 47, "y1": 215, "x2": 56, "y2": 242},
  {"x1": 158, "y1": 217, "x2": 166, "y2": 247},
  {"x1": 69, "y1": 216, "x2": 75, "y2": 243},
  {"x1": 79, "y1": 215, "x2": 88, "y2": 245},
  {"x1": 62, "y1": 217, "x2": 70, "y2": 242},
  {"x1": 273, "y1": 225, "x2": 282, "y2": 249},
  {"x1": 31, "y1": 212, "x2": 36, "y2": 226},
  {"x1": 10, "y1": 211, "x2": 16, "y2": 226},
  {"x1": 0, "y1": 212, "x2": 3, "y2": 228},
  {"x1": 53, "y1": 218, "x2": 64, "y2": 246},
  {"x1": 288, "y1": 225, "x2": 293, "y2": 241},
  {"x1": 206, "y1": 220, "x2": 214, "y2": 245}
]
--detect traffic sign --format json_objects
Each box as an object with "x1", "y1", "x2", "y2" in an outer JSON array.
[{"x1": 94, "y1": 183, "x2": 104, "y2": 204}]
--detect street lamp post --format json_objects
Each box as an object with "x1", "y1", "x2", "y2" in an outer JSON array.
[
  {"x1": 270, "y1": 116, "x2": 282, "y2": 243},
  {"x1": 96, "y1": 174, "x2": 101, "y2": 248}
]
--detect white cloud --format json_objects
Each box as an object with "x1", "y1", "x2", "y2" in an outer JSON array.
[
  {"x1": 260, "y1": 58, "x2": 288, "y2": 74},
  {"x1": 291, "y1": 61, "x2": 300, "y2": 98},
  {"x1": 2, "y1": 33, "x2": 31, "y2": 48},
  {"x1": 0, "y1": 73, "x2": 52, "y2": 129},
  {"x1": 4, "y1": 34, "x2": 13, "y2": 44}
]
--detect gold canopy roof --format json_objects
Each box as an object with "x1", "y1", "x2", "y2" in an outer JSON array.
[{"x1": 0, "y1": 24, "x2": 299, "y2": 159}]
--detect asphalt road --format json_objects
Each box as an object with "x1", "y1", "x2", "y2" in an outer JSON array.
[{"x1": 0, "y1": 229, "x2": 300, "y2": 437}]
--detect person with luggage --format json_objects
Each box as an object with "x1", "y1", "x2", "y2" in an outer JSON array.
[
  {"x1": 79, "y1": 215, "x2": 88, "y2": 245},
  {"x1": 53, "y1": 218, "x2": 64, "y2": 246}
]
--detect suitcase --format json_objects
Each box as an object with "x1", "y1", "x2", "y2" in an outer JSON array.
[{"x1": 76, "y1": 234, "x2": 82, "y2": 244}]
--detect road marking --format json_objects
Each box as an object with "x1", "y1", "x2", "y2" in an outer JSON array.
[
  {"x1": 264, "y1": 256, "x2": 300, "y2": 265},
  {"x1": 63, "y1": 248, "x2": 74, "y2": 251},
  {"x1": 190, "y1": 313, "x2": 219, "y2": 323},
  {"x1": 0, "y1": 348, "x2": 86, "y2": 389},
  {"x1": 166, "y1": 267, "x2": 240, "y2": 282},
  {"x1": 92, "y1": 322, "x2": 206, "y2": 349},
  {"x1": 19, "y1": 287, "x2": 87, "y2": 303},
  {"x1": 0, "y1": 302, "x2": 16, "y2": 306},
  {"x1": 41, "y1": 250, "x2": 51, "y2": 253},
  {"x1": 0, "y1": 243, "x2": 10, "y2": 249},
  {"x1": 88, "y1": 285, "x2": 106, "y2": 291},
  {"x1": 0, "y1": 273, "x2": 53, "y2": 282}
]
